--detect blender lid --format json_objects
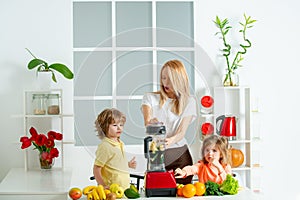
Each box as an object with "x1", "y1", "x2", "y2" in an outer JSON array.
[{"x1": 146, "y1": 124, "x2": 166, "y2": 135}]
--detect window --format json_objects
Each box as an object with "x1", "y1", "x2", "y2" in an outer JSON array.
[{"x1": 73, "y1": 0, "x2": 200, "y2": 146}]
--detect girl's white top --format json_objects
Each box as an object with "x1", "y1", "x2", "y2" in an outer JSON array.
[{"x1": 142, "y1": 93, "x2": 197, "y2": 149}]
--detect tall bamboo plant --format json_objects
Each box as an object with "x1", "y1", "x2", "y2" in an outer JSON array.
[{"x1": 214, "y1": 14, "x2": 257, "y2": 86}]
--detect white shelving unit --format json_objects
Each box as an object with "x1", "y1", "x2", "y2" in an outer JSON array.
[
  {"x1": 199, "y1": 86, "x2": 261, "y2": 191},
  {"x1": 21, "y1": 89, "x2": 73, "y2": 171},
  {"x1": 0, "y1": 89, "x2": 74, "y2": 199}
]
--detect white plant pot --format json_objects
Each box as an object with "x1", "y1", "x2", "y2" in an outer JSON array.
[{"x1": 36, "y1": 71, "x2": 52, "y2": 90}]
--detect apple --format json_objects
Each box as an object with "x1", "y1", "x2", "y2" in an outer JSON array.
[{"x1": 69, "y1": 187, "x2": 82, "y2": 200}]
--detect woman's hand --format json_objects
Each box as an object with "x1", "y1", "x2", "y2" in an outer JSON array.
[
  {"x1": 165, "y1": 136, "x2": 176, "y2": 148},
  {"x1": 128, "y1": 157, "x2": 137, "y2": 169},
  {"x1": 149, "y1": 118, "x2": 161, "y2": 124},
  {"x1": 174, "y1": 168, "x2": 186, "y2": 178}
]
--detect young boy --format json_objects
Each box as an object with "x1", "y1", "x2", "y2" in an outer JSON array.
[{"x1": 93, "y1": 108, "x2": 136, "y2": 189}]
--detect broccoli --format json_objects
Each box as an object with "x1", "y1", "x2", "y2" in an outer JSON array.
[
  {"x1": 219, "y1": 174, "x2": 239, "y2": 195},
  {"x1": 204, "y1": 181, "x2": 223, "y2": 196}
]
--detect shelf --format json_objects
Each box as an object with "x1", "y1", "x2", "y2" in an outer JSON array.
[
  {"x1": 232, "y1": 165, "x2": 251, "y2": 171},
  {"x1": 202, "y1": 86, "x2": 257, "y2": 190},
  {"x1": 229, "y1": 139, "x2": 251, "y2": 144},
  {"x1": 12, "y1": 114, "x2": 73, "y2": 118},
  {"x1": 20, "y1": 89, "x2": 70, "y2": 171},
  {"x1": 214, "y1": 86, "x2": 250, "y2": 90}
]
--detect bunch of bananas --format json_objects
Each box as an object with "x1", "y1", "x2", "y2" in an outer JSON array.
[{"x1": 82, "y1": 185, "x2": 106, "y2": 200}]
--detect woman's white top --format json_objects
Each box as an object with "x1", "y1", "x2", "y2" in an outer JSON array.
[{"x1": 141, "y1": 93, "x2": 197, "y2": 149}]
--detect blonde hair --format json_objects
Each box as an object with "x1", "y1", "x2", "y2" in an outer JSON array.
[
  {"x1": 95, "y1": 108, "x2": 126, "y2": 139},
  {"x1": 157, "y1": 59, "x2": 190, "y2": 115},
  {"x1": 201, "y1": 135, "x2": 231, "y2": 165}
]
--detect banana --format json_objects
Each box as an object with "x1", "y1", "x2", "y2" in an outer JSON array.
[
  {"x1": 83, "y1": 185, "x2": 97, "y2": 195},
  {"x1": 87, "y1": 192, "x2": 93, "y2": 200},
  {"x1": 96, "y1": 185, "x2": 106, "y2": 200},
  {"x1": 92, "y1": 188, "x2": 100, "y2": 200}
]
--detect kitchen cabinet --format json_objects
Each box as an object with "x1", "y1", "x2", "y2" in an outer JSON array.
[
  {"x1": 21, "y1": 89, "x2": 73, "y2": 170},
  {"x1": 199, "y1": 86, "x2": 261, "y2": 191}
]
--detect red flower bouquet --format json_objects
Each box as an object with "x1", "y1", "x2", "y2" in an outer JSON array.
[{"x1": 20, "y1": 127, "x2": 63, "y2": 169}]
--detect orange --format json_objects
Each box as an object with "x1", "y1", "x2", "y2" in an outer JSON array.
[
  {"x1": 194, "y1": 182, "x2": 206, "y2": 196},
  {"x1": 182, "y1": 183, "x2": 196, "y2": 198}
]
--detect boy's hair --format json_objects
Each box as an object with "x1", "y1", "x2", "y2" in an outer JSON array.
[
  {"x1": 95, "y1": 108, "x2": 126, "y2": 139},
  {"x1": 201, "y1": 135, "x2": 231, "y2": 165},
  {"x1": 157, "y1": 59, "x2": 190, "y2": 115}
]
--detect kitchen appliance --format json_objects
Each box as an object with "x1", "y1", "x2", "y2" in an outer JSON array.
[
  {"x1": 216, "y1": 115, "x2": 237, "y2": 140},
  {"x1": 144, "y1": 124, "x2": 177, "y2": 197}
]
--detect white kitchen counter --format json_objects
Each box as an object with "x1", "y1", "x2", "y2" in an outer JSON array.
[
  {"x1": 0, "y1": 168, "x2": 262, "y2": 200},
  {"x1": 0, "y1": 168, "x2": 72, "y2": 200}
]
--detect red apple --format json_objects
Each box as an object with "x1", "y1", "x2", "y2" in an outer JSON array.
[{"x1": 69, "y1": 187, "x2": 82, "y2": 200}]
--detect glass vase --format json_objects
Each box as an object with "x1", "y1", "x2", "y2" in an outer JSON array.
[
  {"x1": 223, "y1": 71, "x2": 239, "y2": 87},
  {"x1": 39, "y1": 152, "x2": 54, "y2": 169}
]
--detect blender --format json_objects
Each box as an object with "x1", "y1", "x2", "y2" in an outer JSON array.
[{"x1": 144, "y1": 124, "x2": 177, "y2": 197}]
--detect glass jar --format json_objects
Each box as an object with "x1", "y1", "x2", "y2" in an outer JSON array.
[
  {"x1": 32, "y1": 94, "x2": 47, "y2": 115},
  {"x1": 47, "y1": 94, "x2": 60, "y2": 115},
  {"x1": 223, "y1": 71, "x2": 239, "y2": 86}
]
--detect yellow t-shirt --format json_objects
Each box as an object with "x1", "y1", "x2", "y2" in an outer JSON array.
[{"x1": 94, "y1": 137, "x2": 130, "y2": 189}]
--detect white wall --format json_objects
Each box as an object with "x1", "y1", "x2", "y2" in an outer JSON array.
[{"x1": 1, "y1": 0, "x2": 300, "y2": 199}]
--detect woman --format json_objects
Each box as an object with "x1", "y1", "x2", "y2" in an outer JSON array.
[{"x1": 141, "y1": 59, "x2": 197, "y2": 184}]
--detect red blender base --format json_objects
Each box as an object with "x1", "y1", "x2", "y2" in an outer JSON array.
[{"x1": 145, "y1": 171, "x2": 177, "y2": 197}]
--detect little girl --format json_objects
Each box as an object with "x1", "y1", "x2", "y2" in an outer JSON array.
[
  {"x1": 93, "y1": 108, "x2": 136, "y2": 189},
  {"x1": 175, "y1": 135, "x2": 231, "y2": 184}
]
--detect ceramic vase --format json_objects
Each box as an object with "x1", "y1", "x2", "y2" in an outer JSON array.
[{"x1": 36, "y1": 71, "x2": 52, "y2": 90}]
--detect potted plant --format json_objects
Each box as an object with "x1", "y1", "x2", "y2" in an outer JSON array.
[
  {"x1": 214, "y1": 14, "x2": 257, "y2": 86},
  {"x1": 26, "y1": 48, "x2": 74, "y2": 83}
]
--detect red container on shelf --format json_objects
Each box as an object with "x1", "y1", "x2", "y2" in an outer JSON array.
[
  {"x1": 200, "y1": 95, "x2": 214, "y2": 114},
  {"x1": 201, "y1": 122, "x2": 214, "y2": 135}
]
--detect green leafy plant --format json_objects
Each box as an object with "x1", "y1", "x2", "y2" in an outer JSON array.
[
  {"x1": 26, "y1": 48, "x2": 74, "y2": 83},
  {"x1": 219, "y1": 174, "x2": 239, "y2": 195},
  {"x1": 214, "y1": 14, "x2": 257, "y2": 86}
]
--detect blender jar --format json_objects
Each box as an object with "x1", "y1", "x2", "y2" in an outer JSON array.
[{"x1": 144, "y1": 124, "x2": 166, "y2": 171}]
